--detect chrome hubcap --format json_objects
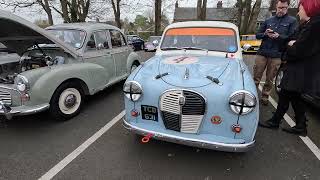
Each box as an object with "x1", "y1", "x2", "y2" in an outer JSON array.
[{"x1": 64, "y1": 94, "x2": 77, "y2": 108}]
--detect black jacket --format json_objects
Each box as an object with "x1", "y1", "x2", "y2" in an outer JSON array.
[
  {"x1": 280, "y1": 15, "x2": 320, "y2": 96},
  {"x1": 256, "y1": 14, "x2": 297, "y2": 58}
]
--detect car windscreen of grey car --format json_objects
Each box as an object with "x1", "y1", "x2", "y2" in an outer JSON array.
[
  {"x1": 48, "y1": 29, "x2": 86, "y2": 49},
  {"x1": 161, "y1": 27, "x2": 237, "y2": 52}
]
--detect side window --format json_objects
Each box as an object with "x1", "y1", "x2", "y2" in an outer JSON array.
[
  {"x1": 110, "y1": 30, "x2": 122, "y2": 48},
  {"x1": 94, "y1": 31, "x2": 109, "y2": 49},
  {"x1": 86, "y1": 35, "x2": 96, "y2": 50}
]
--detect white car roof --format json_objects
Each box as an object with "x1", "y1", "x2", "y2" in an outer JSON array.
[{"x1": 164, "y1": 21, "x2": 239, "y2": 32}]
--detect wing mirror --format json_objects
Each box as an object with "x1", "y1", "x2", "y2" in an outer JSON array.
[
  {"x1": 152, "y1": 40, "x2": 159, "y2": 46},
  {"x1": 243, "y1": 44, "x2": 251, "y2": 51},
  {"x1": 97, "y1": 43, "x2": 104, "y2": 50}
]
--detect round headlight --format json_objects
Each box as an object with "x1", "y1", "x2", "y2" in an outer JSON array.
[
  {"x1": 229, "y1": 90, "x2": 256, "y2": 115},
  {"x1": 123, "y1": 81, "x2": 143, "y2": 101},
  {"x1": 15, "y1": 75, "x2": 29, "y2": 92}
]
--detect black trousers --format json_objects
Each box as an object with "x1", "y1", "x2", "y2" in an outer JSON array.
[{"x1": 273, "y1": 89, "x2": 307, "y2": 127}]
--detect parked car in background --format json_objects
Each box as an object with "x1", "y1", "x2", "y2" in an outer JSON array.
[
  {"x1": 144, "y1": 36, "x2": 161, "y2": 52},
  {"x1": 127, "y1": 35, "x2": 145, "y2": 51},
  {"x1": 123, "y1": 21, "x2": 259, "y2": 152},
  {"x1": 240, "y1": 35, "x2": 261, "y2": 53},
  {"x1": 275, "y1": 67, "x2": 320, "y2": 109},
  {"x1": 0, "y1": 10, "x2": 141, "y2": 120}
]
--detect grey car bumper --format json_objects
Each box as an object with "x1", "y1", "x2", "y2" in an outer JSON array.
[
  {"x1": 0, "y1": 102, "x2": 49, "y2": 119},
  {"x1": 123, "y1": 119, "x2": 255, "y2": 152}
]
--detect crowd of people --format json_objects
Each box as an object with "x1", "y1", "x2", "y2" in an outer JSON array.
[{"x1": 255, "y1": 0, "x2": 320, "y2": 136}]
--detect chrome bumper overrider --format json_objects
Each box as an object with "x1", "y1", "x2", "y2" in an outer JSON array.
[
  {"x1": 0, "y1": 102, "x2": 50, "y2": 120},
  {"x1": 123, "y1": 119, "x2": 255, "y2": 152}
]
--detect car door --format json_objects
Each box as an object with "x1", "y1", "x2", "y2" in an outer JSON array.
[
  {"x1": 83, "y1": 31, "x2": 115, "y2": 87},
  {"x1": 109, "y1": 29, "x2": 131, "y2": 77}
]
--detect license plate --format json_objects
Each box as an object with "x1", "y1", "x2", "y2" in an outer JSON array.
[
  {"x1": 254, "y1": 47, "x2": 259, "y2": 50},
  {"x1": 141, "y1": 105, "x2": 158, "y2": 121}
]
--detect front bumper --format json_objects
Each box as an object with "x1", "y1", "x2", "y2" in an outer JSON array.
[
  {"x1": 0, "y1": 103, "x2": 49, "y2": 119},
  {"x1": 123, "y1": 119, "x2": 255, "y2": 152}
]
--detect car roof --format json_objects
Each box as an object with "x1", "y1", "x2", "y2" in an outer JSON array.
[
  {"x1": 46, "y1": 22, "x2": 121, "y2": 33},
  {"x1": 165, "y1": 21, "x2": 238, "y2": 31}
]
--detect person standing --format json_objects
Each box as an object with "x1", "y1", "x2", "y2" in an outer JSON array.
[
  {"x1": 259, "y1": 0, "x2": 320, "y2": 136},
  {"x1": 254, "y1": 0, "x2": 297, "y2": 105}
]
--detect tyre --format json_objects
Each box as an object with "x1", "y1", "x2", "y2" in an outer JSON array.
[
  {"x1": 49, "y1": 81, "x2": 84, "y2": 121},
  {"x1": 130, "y1": 61, "x2": 140, "y2": 73}
]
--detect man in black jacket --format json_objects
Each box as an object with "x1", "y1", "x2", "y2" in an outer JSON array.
[{"x1": 254, "y1": 0, "x2": 297, "y2": 105}]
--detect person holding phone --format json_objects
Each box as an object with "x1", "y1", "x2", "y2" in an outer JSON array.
[
  {"x1": 259, "y1": 0, "x2": 320, "y2": 135},
  {"x1": 254, "y1": 0, "x2": 297, "y2": 106}
]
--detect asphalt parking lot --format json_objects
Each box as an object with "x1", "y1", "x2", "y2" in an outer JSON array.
[{"x1": 0, "y1": 52, "x2": 319, "y2": 180}]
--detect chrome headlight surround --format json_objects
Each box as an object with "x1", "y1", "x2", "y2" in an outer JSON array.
[
  {"x1": 123, "y1": 81, "x2": 143, "y2": 102},
  {"x1": 14, "y1": 75, "x2": 30, "y2": 92},
  {"x1": 229, "y1": 90, "x2": 256, "y2": 115}
]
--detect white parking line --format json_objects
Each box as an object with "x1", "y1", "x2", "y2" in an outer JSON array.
[
  {"x1": 38, "y1": 111, "x2": 125, "y2": 180},
  {"x1": 259, "y1": 85, "x2": 320, "y2": 161}
]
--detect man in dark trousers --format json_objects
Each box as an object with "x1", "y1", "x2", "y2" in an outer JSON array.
[{"x1": 254, "y1": 0, "x2": 297, "y2": 105}]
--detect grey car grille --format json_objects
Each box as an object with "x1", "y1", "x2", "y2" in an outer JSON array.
[
  {"x1": 160, "y1": 90, "x2": 205, "y2": 134},
  {"x1": 0, "y1": 89, "x2": 12, "y2": 105}
]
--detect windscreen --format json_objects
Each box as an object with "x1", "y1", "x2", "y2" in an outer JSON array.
[
  {"x1": 161, "y1": 27, "x2": 238, "y2": 52},
  {"x1": 47, "y1": 29, "x2": 86, "y2": 49}
]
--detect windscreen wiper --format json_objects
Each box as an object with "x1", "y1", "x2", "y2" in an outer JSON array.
[
  {"x1": 155, "y1": 72, "x2": 169, "y2": 79},
  {"x1": 161, "y1": 47, "x2": 185, "y2": 51},
  {"x1": 182, "y1": 47, "x2": 208, "y2": 51}
]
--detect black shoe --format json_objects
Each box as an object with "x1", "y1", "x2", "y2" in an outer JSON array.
[
  {"x1": 282, "y1": 126, "x2": 307, "y2": 136},
  {"x1": 259, "y1": 119, "x2": 280, "y2": 129}
]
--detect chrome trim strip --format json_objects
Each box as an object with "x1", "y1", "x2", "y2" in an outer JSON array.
[{"x1": 123, "y1": 119, "x2": 255, "y2": 152}]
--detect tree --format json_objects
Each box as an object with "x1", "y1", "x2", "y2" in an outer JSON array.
[
  {"x1": 247, "y1": 0, "x2": 262, "y2": 33},
  {"x1": 236, "y1": 0, "x2": 263, "y2": 34},
  {"x1": 52, "y1": 0, "x2": 90, "y2": 23},
  {"x1": 109, "y1": 0, "x2": 122, "y2": 28},
  {"x1": 197, "y1": 0, "x2": 207, "y2": 20},
  {"x1": 1, "y1": 0, "x2": 54, "y2": 25},
  {"x1": 155, "y1": 0, "x2": 161, "y2": 35}
]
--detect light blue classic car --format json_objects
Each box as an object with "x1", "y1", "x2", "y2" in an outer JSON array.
[{"x1": 123, "y1": 21, "x2": 259, "y2": 152}]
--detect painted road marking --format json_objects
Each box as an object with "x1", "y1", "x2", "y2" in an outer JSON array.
[
  {"x1": 259, "y1": 85, "x2": 320, "y2": 161},
  {"x1": 38, "y1": 111, "x2": 126, "y2": 180}
]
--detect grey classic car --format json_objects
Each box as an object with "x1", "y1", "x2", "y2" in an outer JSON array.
[{"x1": 0, "y1": 10, "x2": 141, "y2": 120}]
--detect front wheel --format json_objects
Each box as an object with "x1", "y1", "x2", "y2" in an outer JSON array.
[
  {"x1": 49, "y1": 82, "x2": 84, "y2": 121},
  {"x1": 130, "y1": 62, "x2": 140, "y2": 73}
]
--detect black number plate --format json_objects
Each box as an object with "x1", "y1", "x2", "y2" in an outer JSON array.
[{"x1": 141, "y1": 105, "x2": 158, "y2": 121}]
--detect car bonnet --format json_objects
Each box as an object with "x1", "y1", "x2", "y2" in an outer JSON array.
[
  {"x1": 158, "y1": 55, "x2": 237, "y2": 88},
  {"x1": 0, "y1": 10, "x2": 80, "y2": 58}
]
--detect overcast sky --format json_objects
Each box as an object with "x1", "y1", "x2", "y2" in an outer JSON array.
[{"x1": 0, "y1": 0, "x2": 272, "y2": 24}]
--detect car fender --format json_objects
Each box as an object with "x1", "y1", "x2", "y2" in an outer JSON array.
[
  {"x1": 26, "y1": 63, "x2": 109, "y2": 105},
  {"x1": 126, "y1": 52, "x2": 142, "y2": 72}
]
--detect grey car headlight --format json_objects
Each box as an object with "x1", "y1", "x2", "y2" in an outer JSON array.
[
  {"x1": 229, "y1": 90, "x2": 256, "y2": 115},
  {"x1": 123, "y1": 81, "x2": 143, "y2": 102},
  {"x1": 15, "y1": 75, "x2": 30, "y2": 92}
]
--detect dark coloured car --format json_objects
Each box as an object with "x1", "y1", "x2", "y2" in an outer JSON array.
[
  {"x1": 275, "y1": 67, "x2": 320, "y2": 109},
  {"x1": 127, "y1": 35, "x2": 145, "y2": 51}
]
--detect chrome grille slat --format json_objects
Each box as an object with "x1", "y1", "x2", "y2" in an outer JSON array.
[
  {"x1": 160, "y1": 90, "x2": 206, "y2": 134},
  {"x1": 0, "y1": 88, "x2": 12, "y2": 105}
]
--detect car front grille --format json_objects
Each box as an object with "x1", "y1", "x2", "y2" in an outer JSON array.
[
  {"x1": 160, "y1": 90, "x2": 206, "y2": 134},
  {"x1": 0, "y1": 89, "x2": 12, "y2": 105}
]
